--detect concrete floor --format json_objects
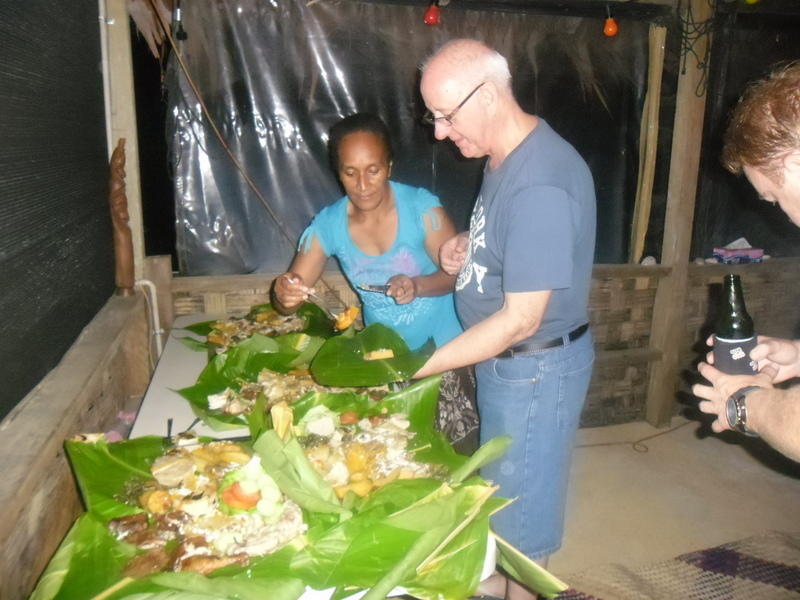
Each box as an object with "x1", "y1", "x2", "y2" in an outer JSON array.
[{"x1": 548, "y1": 416, "x2": 800, "y2": 579}]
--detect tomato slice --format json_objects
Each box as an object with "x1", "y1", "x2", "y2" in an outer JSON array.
[
  {"x1": 340, "y1": 411, "x2": 359, "y2": 425},
  {"x1": 222, "y1": 481, "x2": 261, "y2": 510}
]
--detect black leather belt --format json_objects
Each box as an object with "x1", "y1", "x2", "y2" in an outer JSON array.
[{"x1": 497, "y1": 323, "x2": 589, "y2": 359}]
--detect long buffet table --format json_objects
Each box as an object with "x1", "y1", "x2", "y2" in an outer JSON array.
[
  {"x1": 131, "y1": 315, "x2": 248, "y2": 439},
  {"x1": 131, "y1": 315, "x2": 496, "y2": 598}
]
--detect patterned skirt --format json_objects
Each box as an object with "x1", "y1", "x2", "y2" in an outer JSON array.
[{"x1": 436, "y1": 366, "x2": 480, "y2": 455}]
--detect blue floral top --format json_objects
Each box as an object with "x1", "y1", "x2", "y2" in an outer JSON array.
[{"x1": 299, "y1": 181, "x2": 462, "y2": 349}]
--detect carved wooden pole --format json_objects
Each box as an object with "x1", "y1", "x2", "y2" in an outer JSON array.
[{"x1": 109, "y1": 138, "x2": 135, "y2": 296}]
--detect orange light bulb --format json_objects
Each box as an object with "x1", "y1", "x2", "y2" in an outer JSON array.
[{"x1": 603, "y1": 17, "x2": 618, "y2": 37}]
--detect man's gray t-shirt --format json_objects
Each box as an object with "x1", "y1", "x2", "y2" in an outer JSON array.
[{"x1": 455, "y1": 119, "x2": 596, "y2": 342}]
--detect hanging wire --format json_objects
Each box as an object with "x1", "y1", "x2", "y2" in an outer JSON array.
[
  {"x1": 677, "y1": 0, "x2": 717, "y2": 97},
  {"x1": 144, "y1": 0, "x2": 346, "y2": 306}
]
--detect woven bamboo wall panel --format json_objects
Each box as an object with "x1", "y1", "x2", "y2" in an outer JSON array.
[
  {"x1": 171, "y1": 273, "x2": 358, "y2": 318},
  {"x1": 582, "y1": 359, "x2": 650, "y2": 426},
  {"x1": 588, "y1": 271, "x2": 661, "y2": 351}
]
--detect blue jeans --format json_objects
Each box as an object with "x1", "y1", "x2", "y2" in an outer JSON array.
[{"x1": 477, "y1": 330, "x2": 594, "y2": 559}]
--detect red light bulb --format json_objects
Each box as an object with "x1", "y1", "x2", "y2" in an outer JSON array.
[
  {"x1": 603, "y1": 16, "x2": 618, "y2": 37},
  {"x1": 424, "y1": 1, "x2": 440, "y2": 25}
]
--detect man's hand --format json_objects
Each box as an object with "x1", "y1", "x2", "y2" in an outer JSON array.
[
  {"x1": 439, "y1": 233, "x2": 469, "y2": 275},
  {"x1": 273, "y1": 272, "x2": 313, "y2": 310},
  {"x1": 386, "y1": 274, "x2": 417, "y2": 305},
  {"x1": 692, "y1": 362, "x2": 776, "y2": 433}
]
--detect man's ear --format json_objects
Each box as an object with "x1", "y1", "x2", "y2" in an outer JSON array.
[
  {"x1": 783, "y1": 152, "x2": 800, "y2": 178},
  {"x1": 480, "y1": 81, "x2": 499, "y2": 117},
  {"x1": 387, "y1": 160, "x2": 393, "y2": 177}
]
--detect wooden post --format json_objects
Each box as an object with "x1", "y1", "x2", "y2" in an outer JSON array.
[
  {"x1": 645, "y1": 0, "x2": 714, "y2": 426},
  {"x1": 103, "y1": 0, "x2": 145, "y2": 280}
]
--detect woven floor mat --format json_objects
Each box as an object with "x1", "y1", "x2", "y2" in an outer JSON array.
[{"x1": 556, "y1": 530, "x2": 800, "y2": 600}]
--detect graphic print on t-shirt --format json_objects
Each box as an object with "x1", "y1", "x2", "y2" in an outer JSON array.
[{"x1": 457, "y1": 199, "x2": 487, "y2": 294}]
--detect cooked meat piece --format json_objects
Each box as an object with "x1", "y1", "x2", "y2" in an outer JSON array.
[
  {"x1": 108, "y1": 513, "x2": 148, "y2": 539},
  {"x1": 123, "y1": 527, "x2": 173, "y2": 549},
  {"x1": 154, "y1": 511, "x2": 189, "y2": 532},
  {"x1": 151, "y1": 453, "x2": 195, "y2": 487},
  {"x1": 123, "y1": 547, "x2": 173, "y2": 577},
  {"x1": 177, "y1": 553, "x2": 250, "y2": 575}
]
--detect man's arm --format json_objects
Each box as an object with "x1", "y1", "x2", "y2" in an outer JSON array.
[
  {"x1": 692, "y1": 361, "x2": 800, "y2": 462},
  {"x1": 414, "y1": 289, "x2": 551, "y2": 377},
  {"x1": 747, "y1": 386, "x2": 800, "y2": 461}
]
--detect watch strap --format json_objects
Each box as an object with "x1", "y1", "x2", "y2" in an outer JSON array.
[{"x1": 727, "y1": 385, "x2": 761, "y2": 437}]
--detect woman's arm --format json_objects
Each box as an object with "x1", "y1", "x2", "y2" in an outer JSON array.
[
  {"x1": 387, "y1": 206, "x2": 458, "y2": 304},
  {"x1": 271, "y1": 236, "x2": 327, "y2": 314}
]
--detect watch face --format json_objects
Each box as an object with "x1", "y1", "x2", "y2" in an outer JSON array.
[{"x1": 726, "y1": 396, "x2": 738, "y2": 429}]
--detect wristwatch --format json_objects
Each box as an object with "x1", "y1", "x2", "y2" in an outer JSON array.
[{"x1": 725, "y1": 386, "x2": 761, "y2": 437}]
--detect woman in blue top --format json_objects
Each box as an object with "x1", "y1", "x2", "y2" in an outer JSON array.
[{"x1": 272, "y1": 113, "x2": 477, "y2": 450}]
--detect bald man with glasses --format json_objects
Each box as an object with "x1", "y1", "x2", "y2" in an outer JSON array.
[{"x1": 414, "y1": 39, "x2": 597, "y2": 600}]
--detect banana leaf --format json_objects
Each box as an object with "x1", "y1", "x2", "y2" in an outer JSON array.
[
  {"x1": 29, "y1": 513, "x2": 136, "y2": 600},
  {"x1": 311, "y1": 324, "x2": 434, "y2": 386},
  {"x1": 494, "y1": 533, "x2": 569, "y2": 598},
  {"x1": 177, "y1": 334, "x2": 322, "y2": 431},
  {"x1": 291, "y1": 479, "x2": 497, "y2": 598},
  {"x1": 31, "y1": 517, "x2": 308, "y2": 600},
  {"x1": 253, "y1": 430, "x2": 350, "y2": 518},
  {"x1": 291, "y1": 376, "x2": 466, "y2": 473},
  {"x1": 41, "y1": 428, "x2": 565, "y2": 600},
  {"x1": 65, "y1": 436, "x2": 168, "y2": 521}
]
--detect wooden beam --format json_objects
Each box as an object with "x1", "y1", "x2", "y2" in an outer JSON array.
[
  {"x1": 645, "y1": 0, "x2": 714, "y2": 426},
  {"x1": 102, "y1": 0, "x2": 145, "y2": 280}
]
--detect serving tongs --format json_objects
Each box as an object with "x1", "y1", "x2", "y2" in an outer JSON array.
[
  {"x1": 358, "y1": 283, "x2": 391, "y2": 294},
  {"x1": 307, "y1": 291, "x2": 339, "y2": 320},
  {"x1": 286, "y1": 275, "x2": 340, "y2": 320}
]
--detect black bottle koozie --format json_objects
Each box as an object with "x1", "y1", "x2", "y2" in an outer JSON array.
[{"x1": 713, "y1": 336, "x2": 758, "y2": 375}]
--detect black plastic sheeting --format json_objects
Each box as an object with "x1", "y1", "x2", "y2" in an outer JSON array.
[
  {"x1": 166, "y1": 0, "x2": 675, "y2": 275},
  {"x1": 0, "y1": 1, "x2": 112, "y2": 419},
  {"x1": 693, "y1": 6, "x2": 800, "y2": 261}
]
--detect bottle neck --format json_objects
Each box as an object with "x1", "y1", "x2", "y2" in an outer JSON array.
[{"x1": 717, "y1": 275, "x2": 754, "y2": 339}]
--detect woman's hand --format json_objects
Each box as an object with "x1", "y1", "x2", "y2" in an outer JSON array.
[
  {"x1": 386, "y1": 274, "x2": 417, "y2": 305},
  {"x1": 751, "y1": 336, "x2": 800, "y2": 383},
  {"x1": 273, "y1": 272, "x2": 313, "y2": 311},
  {"x1": 704, "y1": 333, "x2": 800, "y2": 383}
]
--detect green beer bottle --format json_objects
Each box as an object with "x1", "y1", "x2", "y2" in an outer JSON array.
[{"x1": 713, "y1": 274, "x2": 758, "y2": 375}]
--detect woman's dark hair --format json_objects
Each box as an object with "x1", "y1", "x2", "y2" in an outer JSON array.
[{"x1": 328, "y1": 113, "x2": 393, "y2": 171}]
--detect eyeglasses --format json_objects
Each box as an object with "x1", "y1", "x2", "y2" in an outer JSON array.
[{"x1": 423, "y1": 82, "x2": 485, "y2": 127}]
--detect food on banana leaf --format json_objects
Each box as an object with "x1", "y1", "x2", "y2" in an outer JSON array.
[
  {"x1": 363, "y1": 348, "x2": 394, "y2": 361},
  {"x1": 106, "y1": 438, "x2": 306, "y2": 577},
  {"x1": 207, "y1": 309, "x2": 306, "y2": 353},
  {"x1": 207, "y1": 368, "x2": 388, "y2": 416},
  {"x1": 294, "y1": 404, "x2": 446, "y2": 499},
  {"x1": 334, "y1": 305, "x2": 360, "y2": 331}
]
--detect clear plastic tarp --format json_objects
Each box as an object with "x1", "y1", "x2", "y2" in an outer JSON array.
[{"x1": 166, "y1": 0, "x2": 651, "y2": 275}]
